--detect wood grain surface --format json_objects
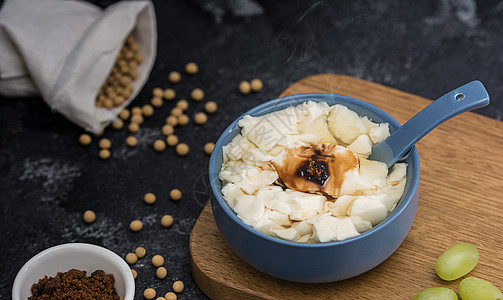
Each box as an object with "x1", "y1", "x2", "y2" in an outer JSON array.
[{"x1": 189, "y1": 74, "x2": 503, "y2": 299}]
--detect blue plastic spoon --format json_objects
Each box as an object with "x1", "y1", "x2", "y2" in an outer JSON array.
[{"x1": 368, "y1": 80, "x2": 490, "y2": 167}]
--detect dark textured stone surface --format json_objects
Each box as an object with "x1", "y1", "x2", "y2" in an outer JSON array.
[{"x1": 1, "y1": 0, "x2": 502, "y2": 299}]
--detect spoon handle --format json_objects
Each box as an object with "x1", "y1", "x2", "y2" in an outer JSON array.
[{"x1": 370, "y1": 80, "x2": 490, "y2": 167}]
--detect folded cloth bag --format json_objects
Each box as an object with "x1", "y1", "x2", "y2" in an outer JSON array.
[{"x1": 0, "y1": 0, "x2": 157, "y2": 134}]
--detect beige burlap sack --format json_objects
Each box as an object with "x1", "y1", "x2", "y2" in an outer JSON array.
[{"x1": 0, "y1": 0, "x2": 157, "y2": 134}]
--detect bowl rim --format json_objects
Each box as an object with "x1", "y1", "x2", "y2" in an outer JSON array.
[
  {"x1": 209, "y1": 92, "x2": 420, "y2": 248},
  {"x1": 12, "y1": 242, "x2": 135, "y2": 300}
]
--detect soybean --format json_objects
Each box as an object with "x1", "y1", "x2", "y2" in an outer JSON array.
[
  {"x1": 153, "y1": 139, "x2": 166, "y2": 152},
  {"x1": 83, "y1": 210, "x2": 96, "y2": 223},
  {"x1": 175, "y1": 143, "x2": 189, "y2": 156},
  {"x1": 239, "y1": 81, "x2": 251, "y2": 94},
  {"x1": 135, "y1": 246, "x2": 146, "y2": 258},
  {"x1": 143, "y1": 288, "x2": 156, "y2": 300},
  {"x1": 99, "y1": 149, "x2": 111, "y2": 160},
  {"x1": 152, "y1": 255, "x2": 164, "y2": 267},
  {"x1": 161, "y1": 215, "x2": 174, "y2": 227},
  {"x1": 172, "y1": 281, "x2": 184, "y2": 293},
  {"x1": 130, "y1": 220, "x2": 143, "y2": 232},
  {"x1": 166, "y1": 135, "x2": 179, "y2": 147},
  {"x1": 156, "y1": 267, "x2": 167, "y2": 279},
  {"x1": 185, "y1": 62, "x2": 198, "y2": 75},
  {"x1": 170, "y1": 189, "x2": 182, "y2": 201},
  {"x1": 169, "y1": 71, "x2": 181, "y2": 83},
  {"x1": 190, "y1": 88, "x2": 204, "y2": 101},
  {"x1": 144, "y1": 193, "x2": 156, "y2": 205},
  {"x1": 435, "y1": 243, "x2": 479, "y2": 281},
  {"x1": 204, "y1": 143, "x2": 215, "y2": 155},
  {"x1": 125, "y1": 253, "x2": 138, "y2": 265},
  {"x1": 204, "y1": 101, "x2": 217, "y2": 114},
  {"x1": 177, "y1": 114, "x2": 189, "y2": 126},
  {"x1": 194, "y1": 112, "x2": 207, "y2": 125},
  {"x1": 79, "y1": 134, "x2": 92, "y2": 146},
  {"x1": 250, "y1": 78, "x2": 263, "y2": 92},
  {"x1": 164, "y1": 88, "x2": 176, "y2": 100}
]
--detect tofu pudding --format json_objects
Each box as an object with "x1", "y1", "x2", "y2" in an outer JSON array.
[{"x1": 219, "y1": 101, "x2": 407, "y2": 243}]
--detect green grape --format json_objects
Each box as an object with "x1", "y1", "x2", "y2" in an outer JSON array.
[
  {"x1": 435, "y1": 242, "x2": 479, "y2": 281},
  {"x1": 459, "y1": 277, "x2": 503, "y2": 300},
  {"x1": 413, "y1": 287, "x2": 457, "y2": 300}
]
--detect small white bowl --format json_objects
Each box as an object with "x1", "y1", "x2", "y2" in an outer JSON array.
[{"x1": 12, "y1": 243, "x2": 135, "y2": 300}]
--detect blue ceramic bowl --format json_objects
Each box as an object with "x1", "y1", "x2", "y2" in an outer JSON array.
[{"x1": 209, "y1": 93, "x2": 420, "y2": 283}]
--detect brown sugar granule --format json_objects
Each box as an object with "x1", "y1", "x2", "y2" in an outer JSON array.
[{"x1": 29, "y1": 269, "x2": 120, "y2": 300}]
